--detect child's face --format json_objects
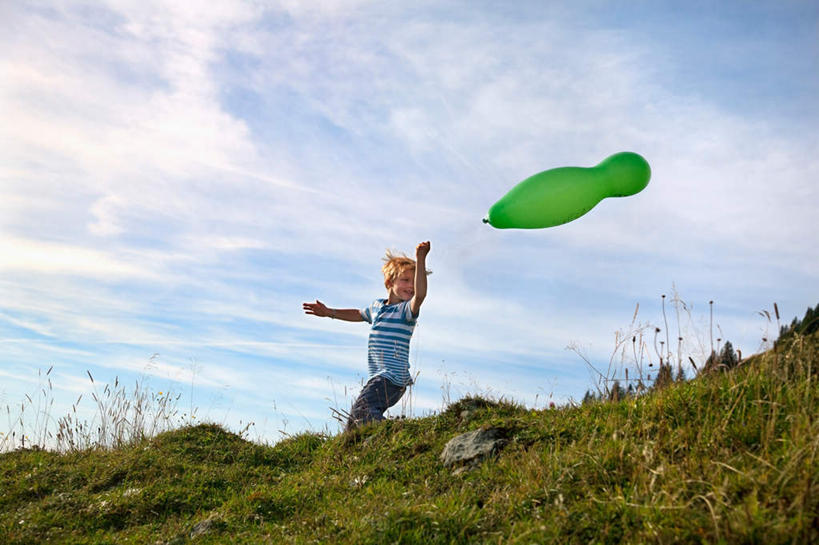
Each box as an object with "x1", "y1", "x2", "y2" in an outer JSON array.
[{"x1": 387, "y1": 268, "x2": 415, "y2": 303}]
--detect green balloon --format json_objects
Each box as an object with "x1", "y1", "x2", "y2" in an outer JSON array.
[{"x1": 483, "y1": 152, "x2": 651, "y2": 229}]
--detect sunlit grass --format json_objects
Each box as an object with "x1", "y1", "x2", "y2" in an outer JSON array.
[{"x1": 1, "y1": 328, "x2": 816, "y2": 543}]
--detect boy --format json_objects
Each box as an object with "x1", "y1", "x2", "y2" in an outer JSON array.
[{"x1": 303, "y1": 241, "x2": 430, "y2": 430}]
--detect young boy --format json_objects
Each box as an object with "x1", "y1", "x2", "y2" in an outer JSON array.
[{"x1": 303, "y1": 241, "x2": 430, "y2": 430}]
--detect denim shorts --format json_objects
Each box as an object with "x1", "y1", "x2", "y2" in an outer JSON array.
[{"x1": 346, "y1": 375, "x2": 406, "y2": 430}]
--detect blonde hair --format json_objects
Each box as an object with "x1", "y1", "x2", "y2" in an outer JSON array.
[{"x1": 382, "y1": 249, "x2": 430, "y2": 288}]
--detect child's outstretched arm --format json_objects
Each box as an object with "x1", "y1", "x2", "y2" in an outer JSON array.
[
  {"x1": 302, "y1": 300, "x2": 363, "y2": 322},
  {"x1": 410, "y1": 241, "x2": 430, "y2": 317}
]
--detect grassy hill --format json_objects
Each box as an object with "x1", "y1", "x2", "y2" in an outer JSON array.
[{"x1": 2, "y1": 333, "x2": 817, "y2": 544}]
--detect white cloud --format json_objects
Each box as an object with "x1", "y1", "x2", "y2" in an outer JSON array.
[{"x1": 0, "y1": 235, "x2": 154, "y2": 278}]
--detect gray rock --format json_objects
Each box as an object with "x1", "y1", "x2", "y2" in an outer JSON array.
[
  {"x1": 440, "y1": 428, "x2": 506, "y2": 468},
  {"x1": 190, "y1": 517, "x2": 216, "y2": 539}
]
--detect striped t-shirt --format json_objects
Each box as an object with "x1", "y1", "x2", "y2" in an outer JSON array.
[{"x1": 360, "y1": 299, "x2": 417, "y2": 387}]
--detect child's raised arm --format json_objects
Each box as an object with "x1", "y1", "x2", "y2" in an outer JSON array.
[
  {"x1": 410, "y1": 241, "x2": 430, "y2": 317},
  {"x1": 302, "y1": 300, "x2": 363, "y2": 322}
]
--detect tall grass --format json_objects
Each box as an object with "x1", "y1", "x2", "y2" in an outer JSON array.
[
  {"x1": 1, "y1": 370, "x2": 185, "y2": 452},
  {"x1": 571, "y1": 293, "x2": 769, "y2": 400}
]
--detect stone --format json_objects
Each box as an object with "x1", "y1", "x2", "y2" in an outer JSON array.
[
  {"x1": 190, "y1": 517, "x2": 216, "y2": 539},
  {"x1": 440, "y1": 428, "x2": 506, "y2": 468}
]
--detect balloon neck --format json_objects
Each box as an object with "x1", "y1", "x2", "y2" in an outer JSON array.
[{"x1": 482, "y1": 217, "x2": 490, "y2": 224}]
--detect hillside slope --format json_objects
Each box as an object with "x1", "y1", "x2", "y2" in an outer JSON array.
[{"x1": 2, "y1": 334, "x2": 817, "y2": 544}]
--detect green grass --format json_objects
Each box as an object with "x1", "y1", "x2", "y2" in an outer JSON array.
[{"x1": 2, "y1": 333, "x2": 817, "y2": 544}]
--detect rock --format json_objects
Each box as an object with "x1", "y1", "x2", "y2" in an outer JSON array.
[
  {"x1": 190, "y1": 517, "x2": 216, "y2": 539},
  {"x1": 440, "y1": 428, "x2": 506, "y2": 469}
]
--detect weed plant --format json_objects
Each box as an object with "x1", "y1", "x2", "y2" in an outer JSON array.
[
  {"x1": 572, "y1": 294, "x2": 772, "y2": 402},
  {"x1": 2, "y1": 369, "x2": 186, "y2": 453}
]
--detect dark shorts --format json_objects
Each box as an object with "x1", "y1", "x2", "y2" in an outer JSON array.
[{"x1": 346, "y1": 375, "x2": 406, "y2": 431}]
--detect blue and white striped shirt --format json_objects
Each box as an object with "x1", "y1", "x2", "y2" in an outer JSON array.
[{"x1": 360, "y1": 299, "x2": 417, "y2": 387}]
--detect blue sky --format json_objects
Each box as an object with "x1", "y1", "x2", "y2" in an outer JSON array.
[{"x1": 2, "y1": 0, "x2": 817, "y2": 445}]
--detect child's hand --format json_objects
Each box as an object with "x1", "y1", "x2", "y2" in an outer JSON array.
[
  {"x1": 303, "y1": 300, "x2": 330, "y2": 317},
  {"x1": 416, "y1": 241, "x2": 430, "y2": 260}
]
